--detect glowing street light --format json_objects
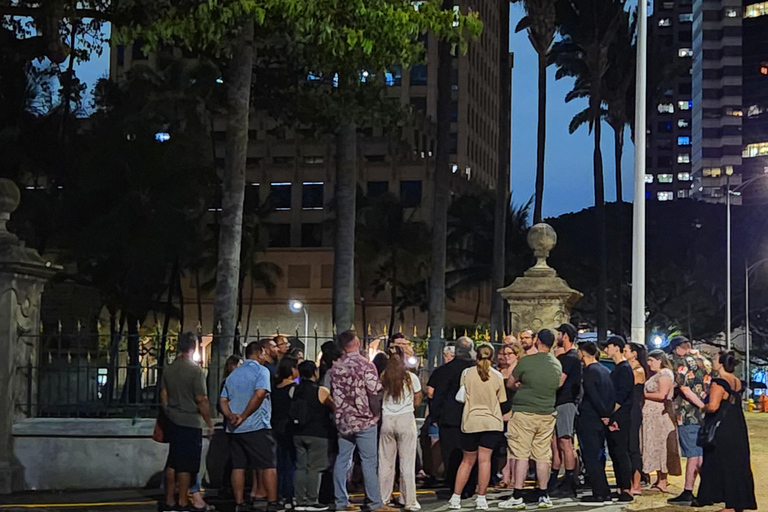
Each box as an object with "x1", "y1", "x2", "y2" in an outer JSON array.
[{"x1": 289, "y1": 299, "x2": 310, "y2": 356}]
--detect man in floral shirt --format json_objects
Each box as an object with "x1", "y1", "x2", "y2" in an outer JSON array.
[
  {"x1": 328, "y1": 331, "x2": 393, "y2": 512},
  {"x1": 667, "y1": 336, "x2": 710, "y2": 506}
]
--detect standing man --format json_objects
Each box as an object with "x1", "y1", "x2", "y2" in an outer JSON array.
[
  {"x1": 428, "y1": 337, "x2": 476, "y2": 496},
  {"x1": 667, "y1": 336, "x2": 709, "y2": 507},
  {"x1": 275, "y1": 335, "x2": 291, "y2": 362},
  {"x1": 160, "y1": 333, "x2": 213, "y2": 512},
  {"x1": 550, "y1": 323, "x2": 582, "y2": 498},
  {"x1": 220, "y1": 341, "x2": 280, "y2": 512},
  {"x1": 499, "y1": 329, "x2": 561, "y2": 510},
  {"x1": 577, "y1": 342, "x2": 615, "y2": 506},
  {"x1": 604, "y1": 336, "x2": 634, "y2": 503},
  {"x1": 518, "y1": 329, "x2": 538, "y2": 356},
  {"x1": 327, "y1": 331, "x2": 394, "y2": 512}
]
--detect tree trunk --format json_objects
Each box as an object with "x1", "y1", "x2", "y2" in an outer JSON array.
[
  {"x1": 473, "y1": 286, "x2": 482, "y2": 324},
  {"x1": 209, "y1": 19, "x2": 254, "y2": 405},
  {"x1": 533, "y1": 50, "x2": 547, "y2": 224},
  {"x1": 491, "y1": 0, "x2": 511, "y2": 343},
  {"x1": 332, "y1": 116, "x2": 357, "y2": 332},
  {"x1": 427, "y1": 11, "x2": 453, "y2": 369},
  {"x1": 158, "y1": 259, "x2": 179, "y2": 400},
  {"x1": 124, "y1": 315, "x2": 140, "y2": 404},
  {"x1": 613, "y1": 124, "x2": 624, "y2": 335},
  {"x1": 592, "y1": 90, "x2": 608, "y2": 343},
  {"x1": 389, "y1": 250, "x2": 398, "y2": 337},
  {"x1": 244, "y1": 274, "x2": 255, "y2": 342},
  {"x1": 195, "y1": 269, "x2": 203, "y2": 331}
]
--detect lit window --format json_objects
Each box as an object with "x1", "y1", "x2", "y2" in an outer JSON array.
[
  {"x1": 679, "y1": 13, "x2": 693, "y2": 22},
  {"x1": 154, "y1": 132, "x2": 171, "y2": 142},
  {"x1": 271, "y1": 182, "x2": 292, "y2": 210},
  {"x1": 743, "y1": 142, "x2": 768, "y2": 158},
  {"x1": 678, "y1": 154, "x2": 691, "y2": 163},
  {"x1": 658, "y1": 191, "x2": 674, "y2": 201},
  {"x1": 658, "y1": 103, "x2": 675, "y2": 114},
  {"x1": 679, "y1": 48, "x2": 693, "y2": 58},
  {"x1": 658, "y1": 18, "x2": 672, "y2": 26},
  {"x1": 678, "y1": 189, "x2": 690, "y2": 198},
  {"x1": 678, "y1": 100, "x2": 692, "y2": 111},
  {"x1": 726, "y1": 8, "x2": 739, "y2": 17},
  {"x1": 703, "y1": 167, "x2": 722, "y2": 177},
  {"x1": 745, "y1": 2, "x2": 768, "y2": 18},
  {"x1": 302, "y1": 182, "x2": 324, "y2": 210},
  {"x1": 658, "y1": 174, "x2": 674, "y2": 183},
  {"x1": 678, "y1": 172, "x2": 692, "y2": 181},
  {"x1": 725, "y1": 108, "x2": 743, "y2": 117},
  {"x1": 678, "y1": 118, "x2": 690, "y2": 128},
  {"x1": 678, "y1": 136, "x2": 691, "y2": 146},
  {"x1": 726, "y1": 166, "x2": 734, "y2": 175},
  {"x1": 304, "y1": 156, "x2": 324, "y2": 165},
  {"x1": 645, "y1": 174, "x2": 654, "y2": 184},
  {"x1": 663, "y1": 1, "x2": 674, "y2": 8}
]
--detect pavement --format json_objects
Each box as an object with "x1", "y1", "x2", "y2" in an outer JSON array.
[{"x1": 0, "y1": 487, "x2": 630, "y2": 512}]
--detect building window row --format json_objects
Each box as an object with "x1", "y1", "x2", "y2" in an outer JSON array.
[
  {"x1": 658, "y1": 191, "x2": 674, "y2": 201},
  {"x1": 745, "y1": 2, "x2": 768, "y2": 18},
  {"x1": 743, "y1": 142, "x2": 768, "y2": 158},
  {"x1": 703, "y1": 166, "x2": 734, "y2": 177}
]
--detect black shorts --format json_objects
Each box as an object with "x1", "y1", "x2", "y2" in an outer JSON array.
[
  {"x1": 166, "y1": 422, "x2": 202, "y2": 474},
  {"x1": 229, "y1": 429, "x2": 277, "y2": 470},
  {"x1": 460, "y1": 430, "x2": 504, "y2": 452}
]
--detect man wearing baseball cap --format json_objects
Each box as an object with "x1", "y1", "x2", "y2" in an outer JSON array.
[
  {"x1": 666, "y1": 336, "x2": 710, "y2": 506},
  {"x1": 549, "y1": 323, "x2": 581, "y2": 498}
]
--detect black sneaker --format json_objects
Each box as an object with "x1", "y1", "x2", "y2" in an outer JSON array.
[
  {"x1": 667, "y1": 490, "x2": 694, "y2": 506},
  {"x1": 617, "y1": 492, "x2": 634, "y2": 503},
  {"x1": 550, "y1": 482, "x2": 576, "y2": 499},
  {"x1": 580, "y1": 495, "x2": 612, "y2": 506},
  {"x1": 235, "y1": 503, "x2": 251, "y2": 512},
  {"x1": 267, "y1": 501, "x2": 286, "y2": 512}
]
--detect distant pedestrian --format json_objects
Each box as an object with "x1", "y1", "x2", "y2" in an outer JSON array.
[
  {"x1": 273, "y1": 356, "x2": 300, "y2": 505},
  {"x1": 624, "y1": 342, "x2": 649, "y2": 495},
  {"x1": 642, "y1": 350, "x2": 680, "y2": 492},
  {"x1": 448, "y1": 344, "x2": 507, "y2": 511},
  {"x1": 550, "y1": 323, "x2": 581, "y2": 498},
  {"x1": 292, "y1": 361, "x2": 335, "y2": 511},
  {"x1": 697, "y1": 351, "x2": 757, "y2": 511},
  {"x1": 499, "y1": 329, "x2": 561, "y2": 510},
  {"x1": 219, "y1": 341, "x2": 280, "y2": 512},
  {"x1": 328, "y1": 331, "x2": 395, "y2": 512},
  {"x1": 604, "y1": 336, "x2": 634, "y2": 503},
  {"x1": 576, "y1": 342, "x2": 615, "y2": 506},
  {"x1": 379, "y1": 346, "x2": 422, "y2": 511},
  {"x1": 160, "y1": 332, "x2": 214, "y2": 512}
]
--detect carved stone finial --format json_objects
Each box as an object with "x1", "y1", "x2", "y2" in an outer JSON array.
[
  {"x1": 0, "y1": 179, "x2": 21, "y2": 243},
  {"x1": 527, "y1": 223, "x2": 557, "y2": 270}
]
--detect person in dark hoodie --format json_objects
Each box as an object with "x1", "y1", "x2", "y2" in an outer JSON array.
[
  {"x1": 427, "y1": 336, "x2": 476, "y2": 496},
  {"x1": 576, "y1": 342, "x2": 616, "y2": 506}
]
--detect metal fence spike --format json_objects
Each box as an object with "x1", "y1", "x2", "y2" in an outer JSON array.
[
  {"x1": 67, "y1": 351, "x2": 72, "y2": 364},
  {"x1": 216, "y1": 321, "x2": 222, "y2": 334},
  {"x1": 427, "y1": 327, "x2": 431, "y2": 339},
  {"x1": 313, "y1": 323, "x2": 318, "y2": 332},
  {"x1": 57, "y1": 320, "x2": 62, "y2": 333},
  {"x1": 48, "y1": 352, "x2": 52, "y2": 364},
  {"x1": 197, "y1": 321, "x2": 202, "y2": 333},
  {"x1": 367, "y1": 324, "x2": 372, "y2": 335},
  {"x1": 87, "y1": 352, "x2": 91, "y2": 363},
  {"x1": 77, "y1": 319, "x2": 82, "y2": 332},
  {"x1": 413, "y1": 325, "x2": 418, "y2": 338}
]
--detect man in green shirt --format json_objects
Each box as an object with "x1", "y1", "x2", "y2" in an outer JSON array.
[{"x1": 499, "y1": 329, "x2": 562, "y2": 510}]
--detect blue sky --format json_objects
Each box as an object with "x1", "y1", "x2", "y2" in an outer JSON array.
[
  {"x1": 510, "y1": 4, "x2": 636, "y2": 218},
  {"x1": 73, "y1": 11, "x2": 637, "y2": 218}
]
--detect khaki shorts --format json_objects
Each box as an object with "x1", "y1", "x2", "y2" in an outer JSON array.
[{"x1": 507, "y1": 411, "x2": 557, "y2": 463}]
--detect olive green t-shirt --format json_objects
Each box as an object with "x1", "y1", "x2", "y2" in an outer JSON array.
[
  {"x1": 161, "y1": 357, "x2": 207, "y2": 429},
  {"x1": 511, "y1": 352, "x2": 562, "y2": 414}
]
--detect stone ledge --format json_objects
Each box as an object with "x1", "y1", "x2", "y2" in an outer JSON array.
[{"x1": 12, "y1": 418, "x2": 156, "y2": 438}]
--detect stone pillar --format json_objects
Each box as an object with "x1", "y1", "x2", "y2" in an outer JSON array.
[
  {"x1": 498, "y1": 223, "x2": 582, "y2": 335},
  {"x1": 0, "y1": 179, "x2": 58, "y2": 494}
]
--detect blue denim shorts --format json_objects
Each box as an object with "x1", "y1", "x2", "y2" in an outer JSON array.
[
  {"x1": 429, "y1": 424, "x2": 439, "y2": 440},
  {"x1": 678, "y1": 424, "x2": 703, "y2": 458}
]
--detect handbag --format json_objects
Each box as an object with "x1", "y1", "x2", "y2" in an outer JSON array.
[
  {"x1": 455, "y1": 385, "x2": 467, "y2": 403},
  {"x1": 153, "y1": 408, "x2": 170, "y2": 443},
  {"x1": 696, "y1": 407, "x2": 726, "y2": 449}
]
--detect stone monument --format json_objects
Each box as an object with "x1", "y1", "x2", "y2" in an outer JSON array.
[
  {"x1": 498, "y1": 223, "x2": 582, "y2": 335},
  {"x1": 0, "y1": 179, "x2": 58, "y2": 494}
]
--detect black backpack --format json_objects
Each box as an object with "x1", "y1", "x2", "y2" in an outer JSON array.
[{"x1": 289, "y1": 383, "x2": 311, "y2": 428}]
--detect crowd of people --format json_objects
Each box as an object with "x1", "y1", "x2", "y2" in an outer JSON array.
[{"x1": 157, "y1": 327, "x2": 757, "y2": 512}]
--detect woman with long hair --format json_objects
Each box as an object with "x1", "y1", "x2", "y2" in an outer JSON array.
[
  {"x1": 448, "y1": 344, "x2": 507, "y2": 511},
  {"x1": 379, "y1": 346, "x2": 423, "y2": 511},
  {"x1": 642, "y1": 350, "x2": 681, "y2": 492},
  {"x1": 697, "y1": 351, "x2": 757, "y2": 511},
  {"x1": 495, "y1": 343, "x2": 524, "y2": 490},
  {"x1": 272, "y1": 356, "x2": 300, "y2": 505},
  {"x1": 624, "y1": 342, "x2": 649, "y2": 495}
]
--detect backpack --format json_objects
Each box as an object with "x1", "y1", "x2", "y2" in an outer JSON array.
[{"x1": 289, "y1": 383, "x2": 311, "y2": 428}]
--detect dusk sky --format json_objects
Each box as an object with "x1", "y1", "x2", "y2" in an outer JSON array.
[{"x1": 74, "y1": 9, "x2": 638, "y2": 220}]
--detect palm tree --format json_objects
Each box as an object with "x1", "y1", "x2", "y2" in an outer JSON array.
[
  {"x1": 551, "y1": 0, "x2": 625, "y2": 341},
  {"x1": 512, "y1": 0, "x2": 558, "y2": 224}
]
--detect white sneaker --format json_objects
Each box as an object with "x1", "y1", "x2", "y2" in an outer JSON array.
[
  {"x1": 538, "y1": 496, "x2": 553, "y2": 509},
  {"x1": 475, "y1": 496, "x2": 489, "y2": 511},
  {"x1": 405, "y1": 503, "x2": 421, "y2": 512},
  {"x1": 448, "y1": 494, "x2": 462, "y2": 510},
  {"x1": 497, "y1": 497, "x2": 525, "y2": 510}
]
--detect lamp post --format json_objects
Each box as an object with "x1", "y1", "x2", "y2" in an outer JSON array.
[
  {"x1": 744, "y1": 257, "x2": 768, "y2": 397},
  {"x1": 289, "y1": 299, "x2": 309, "y2": 356},
  {"x1": 630, "y1": 0, "x2": 648, "y2": 345}
]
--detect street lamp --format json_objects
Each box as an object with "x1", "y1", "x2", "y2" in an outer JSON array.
[
  {"x1": 744, "y1": 257, "x2": 768, "y2": 397},
  {"x1": 289, "y1": 299, "x2": 309, "y2": 354},
  {"x1": 726, "y1": 173, "x2": 768, "y2": 350}
]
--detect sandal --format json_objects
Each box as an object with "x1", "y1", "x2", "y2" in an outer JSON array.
[
  {"x1": 494, "y1": 482, "x2": 511, "y2": 490},
  {"x1": 650, "y1": 485, "x2": 669, "y2": 493}
]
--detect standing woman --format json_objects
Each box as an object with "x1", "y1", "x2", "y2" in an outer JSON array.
[
  {"x1": 379, "y1": 346, "x2": 423, "y2": 511},
  {"x1": 495, "y1": 343, "x2": 524, "y2": 489},
  {"x1": 448, "y1": 344, "x2": 507, "y2": 511},
  {"x1": 272, "y1": 356, "x2": 300, "y2": 506},
  {"x1": 697, "y1": 351, "x2": 757, "y2": 511},
  {"x1": 624, "y1": 343, "x2": 649, "y2": 495},
  {"x1": 642, "y1": 350, "x2": 680, "y2": 492}
]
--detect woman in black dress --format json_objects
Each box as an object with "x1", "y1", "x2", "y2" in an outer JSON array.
[
  {"x1": 698, "y1": 351, "x2": 757, "y2": 512},
  {"x1": 624, "y1": 343, "x2": 648, "y2": 495}
]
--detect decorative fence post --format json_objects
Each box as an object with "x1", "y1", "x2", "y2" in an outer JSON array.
[{"x1": 0, "y1": 179, "x2": 59, "y2": 493}]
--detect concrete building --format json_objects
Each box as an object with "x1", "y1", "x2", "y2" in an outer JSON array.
[{"x1": 109, "y1": 2, "x2": 511, "y2": 338}]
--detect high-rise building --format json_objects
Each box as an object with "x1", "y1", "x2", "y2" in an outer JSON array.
[
  {"x1": 110, "y1": 2, "x2": 510, "y2": 337},
  {"x1": 645, "y1": 0, "x2": 696, "y2": 202}
]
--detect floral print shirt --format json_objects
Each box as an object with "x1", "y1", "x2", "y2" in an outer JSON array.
[
  {"x1": 328, "y1": 351, "x2": 382, "y2": 436},
  {"x1": 672, "y1": 352, "x2": 711, "y2": 426}
]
